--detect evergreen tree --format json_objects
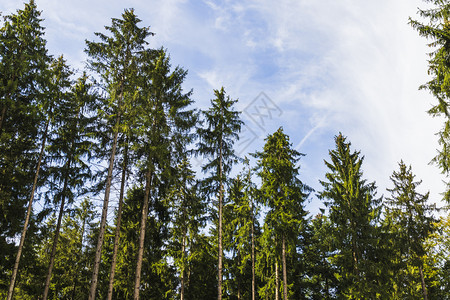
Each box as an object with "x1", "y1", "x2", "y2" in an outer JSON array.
[
  {"x1": 196, "y1": 87, "x2": 242, "y2": 300},
  {"x1": 0, "y1": 2, "x2": 52, "y2": 297},
  {"x1": 318, "y1": 133, "x2": 382, "y2": 298},
  {"x1": 253, "y1": 127, "x2": 310, "y2": 300},
  {"x1": 84, "y1": 9, "x2": 154, "y2": 299},
  {"x1": 131, "y1": 49, "x2": 196, "y2": 299},
  {"x1": 410, "y1": 0, "x2": 450, "y2": 202},
  {"x1": 385, "y1": 161, "x2": 437, "y2": 299},
  {"x1": 167, "y1": 159, "x2": 206, "y2": 300}
]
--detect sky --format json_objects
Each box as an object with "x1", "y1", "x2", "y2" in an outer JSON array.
[{"x1": 1, "y1": 0, "x2": 446, "y2": 216}]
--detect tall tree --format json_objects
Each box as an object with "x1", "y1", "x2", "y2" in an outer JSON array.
[
  {"x1": 318, "y1": 133, "x2": 382, "y2": 298},
  {"x1": 1, "y1": 2, "x2": 52, "y2": 298},
  {"x1": 410, "y1": 0, "x2": 450, "y2": 203},
  {"x1": 84, "y1": 9, "x2": 154, "y2": 299},
  {"x1": 167, "y1": 159, "x2": 206, "y2": 300},
  {"x1": 253, "y1": 127, "x2": 310, "y2": 300},
  {"x1": 132, "y1": 49, "x2": 196, "y2": 299},
  {"x1": 385, "y1": 161, "x2": 437, "y2": 299},
  {"x1": 42, "y1": 66, "x2": 95, "y2": 300},
  {"x1": 197, "y1": 87, "x2": 242, "y2": 300}
]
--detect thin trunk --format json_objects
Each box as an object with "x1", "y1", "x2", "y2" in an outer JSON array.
[
  {"x1": 107, "y1": 141, "x2": 129, "y2": 300},
  {"x1": 419, "y1": 264, "x2": 428, "y2": 300},
  {"x1": 71, "y1": 210, "x2": 87, "y2": 300},
  {"x1": 133, "y1": 169, "x2": 153, "y2": 300},
  {"x1": 251, "y1": 197, "x2": 255, "y2": 300},
  {"x1": 88, "y1": 108, "x2": 122, "y2": 300},
  {"x1": 181, "y1": 232, "x2": 186, "y2": 300},
  {"x1": 7, "y1": 113, "x2": 50, "y2": 300},
  {"x1": 43, "y1": 164, "x2": 71, "y2": 300},
  {"x1": 237, "y1": 250, "x2": 241, "y2": 300},
  {"x1": 282, "y1": 234, "x2": 288, "y2": 300},
  {"x1": 275, "y1": 260, "x2": 279, "y2": 300},
  {"x1": 218, "y1": 123, "x2": 224, "y2": 300},
  {"x1": 0, "y1": 104, "x2": 7, "y2": 134}
]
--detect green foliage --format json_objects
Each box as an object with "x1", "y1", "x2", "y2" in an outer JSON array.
[{"x1": 318, "y1": 133, "x2": 383, "y2": 298}]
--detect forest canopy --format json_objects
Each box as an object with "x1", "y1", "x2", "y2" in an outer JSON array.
[{"x1": 0, "y1": 1, "x2": 449, "y2": 299}]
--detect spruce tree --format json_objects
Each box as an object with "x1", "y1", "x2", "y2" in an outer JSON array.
[
  {"x1": 1, "y1": 2, "x2": 52, "y2": 297},
  {"x1": 385, "y1": 161, "x2": 437, "y2": 299},
  {"x1": 410, "y1": 0, "x2": 450, "y2": 202},
  {"x1": 84, "y1": 9, "x2": 154, "y2": 299},
  {"x1": 253, "y1": 127, "x2": 309, "y2": 300},
  {"x1": 318, "y1": 133, "x2": 382, "y2": 298},
  {"x1": 196, "y1": 87, "x2": 242, "y2": 300}
]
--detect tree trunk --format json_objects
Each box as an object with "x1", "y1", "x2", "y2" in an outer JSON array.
[
  {"x1": 0, "y1": 104, "x2": 7, "y2": 134},
  {"x1": 282, "y1": 234, "x2": 288, "y2": 300},
  {"x1": 7, "y1": 114, "x2": 50, "y2": 300},
  {"x1": 251, "y1": 197, "x2": 255, "y2": 300},
  {"x1": 218, "y1": 130, "x2": 224, "y2": 300},
  {"x1": 43, "y1": 163, "x2": 71, "y2": 300},
  {"x1": 419, "y1": 264, "x2": 428, "y2": 300},
  {"x1": 88, "y1": 109, "x2": 121, "y2": 300},
  {"x1": 133, "y1": 169, "x2": 153, "y2": 300},
  {"x1": 275, "y1": 260, "x2": 279, "y2": 300},
  {"x1": 181, "y1": 232, "x2": 186, "y2": 300},
  {"x1": 71, "y1": 208, "x2": 87, "y2": 300},
  {"x1": 107, "y1": 141, "x2": 128, "y2": 300}
]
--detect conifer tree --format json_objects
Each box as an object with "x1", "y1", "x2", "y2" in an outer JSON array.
[
  {"x1": 132, "y1": 49, "x2": 196, "y2": 299},
  {"x1": 84, "y1": 9, "x2": 154, "y2": 299},
  {"x1": 410, "y1": 0, "x2": 450, "y2": 202},
  {"x1": 385, "y1": 161, "x2": 437, "y2": 299},
  {"x1": 318, "y1": 133, "x2": 382, "y2": 298},
  {"x1": 197, "y1": 87, "x2": 242, "y2": 300},
  {"x1": 253, "y1": 127, "x2": 309, "y2": 300},
  {"x1": 42, "y1": 65, "x2": 95, "y2": 300},
  {"x1": 1, "y1": 2, "x2": 52, "y2": 297}
]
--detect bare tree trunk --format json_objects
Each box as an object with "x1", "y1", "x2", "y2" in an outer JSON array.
[
  {"x1": 275, "y1": 260, "x2": 279, "y2": 300},
  {"x1": 180, "y1": 232, "x2": 186, "y2": 300},
  {"x1": 133, "y1": 169, "x2": 153, "y2": 300},
  {"x1": 419, "y1": 264, "x2": 428, "y2": 300},
  {"x1": 251, "y1": 197, "x2": 255, "y2": 300},
  {"x1": 218, "y1": 131, "x2": 224, "y2": 300},
  {"x1": 107, "y1": 142, "x2": 128, "y2": 300},
  {"x1": 282, "y1": 234, "x2": 288, "y2": 300},
  {"x1": 71, "y1": 209, "x2": 87, "y2": 300},
  {"x1": 0, "y1": 104, "x2": 7, "y2": 134},
  {"x1": 43, "y1": 164, "x2": 71, "y2": 300},
  {"x1": 7, "y1": 114, "x2": 50, "y2": 300},
  {"x1": 88, "y1": 109, "x2": 121, "y2": 300}
]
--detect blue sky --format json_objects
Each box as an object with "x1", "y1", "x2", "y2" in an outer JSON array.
[{"x1": 1, "y1": 0, "x2": 445, "y2": 215}]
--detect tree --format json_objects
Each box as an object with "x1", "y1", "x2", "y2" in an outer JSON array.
[
  {"x1": 0, "y1": 2, "x2": 52, "y2": 297},
  {"x1": 42, "y1": 65, "x2": 95, "y2": 300},
  {"x1": 410, "y1": 0, "x2": 450, "y2": 202},
  {"x1": 132, "y1": 49, "x2": 196, "y2": 299},
  {"x1": 318, "y1": 133, "x2": 382, "y2": 298},
  {"x1": 196, "y1": 87, "x2": 242, "y2": 300},
  {"x1": 84, "y1": 9, "x2": 154, "y2": 299},
  {"x1": 385, "y1": 161, "x2": 437, "y2": 299},
  {"x1": 253, "y1": 127, "x2": 310, "y2": 300},
  {"x1": 223, "y1": 158, "x2": 259, "y2": 300},
  {"x1": 167, "y1": 159, "x2": 206, "y2": 300}
]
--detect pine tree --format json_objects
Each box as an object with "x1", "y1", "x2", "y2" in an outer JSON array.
[
  {"x1": 318, "y1": 133, "x2": 382, "y2": 298},
  {"x1": 253, "y1": 127, "x2": 310, "y2": 300},
  {"x1": 84, "y1": 9, "x2": 154, "y2": 299},
  {"x1": 196, "y1": 87, "x2": 242, "y2": 300}
]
